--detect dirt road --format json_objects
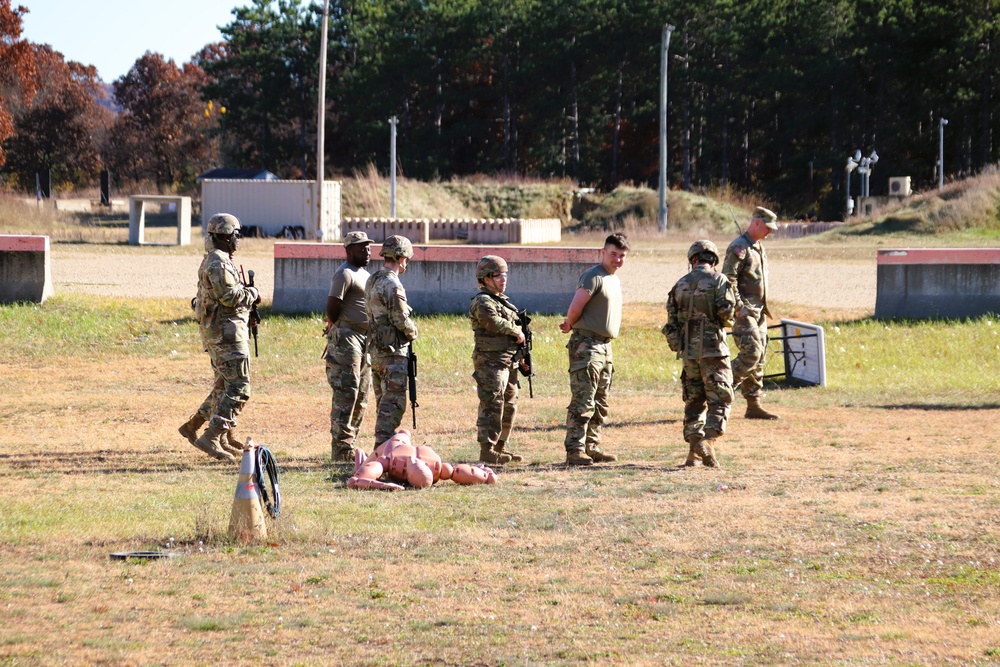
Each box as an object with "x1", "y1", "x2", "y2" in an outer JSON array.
[{"x1": 50, "y1": 241, "x2": 876, "y2": 311}]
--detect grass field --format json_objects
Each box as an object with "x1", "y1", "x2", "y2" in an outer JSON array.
[{"x1": 1, "y1": 295, "x2": 999, "y2": 665}]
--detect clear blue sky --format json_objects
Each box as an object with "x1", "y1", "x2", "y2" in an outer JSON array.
[{"x1": 19, "y1": 0, "x2": 253, "y2": 83}]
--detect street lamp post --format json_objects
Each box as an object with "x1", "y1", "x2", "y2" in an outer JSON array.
[
  {"x1": 657, "y1": 23, "x2": 675, "y2": 233},
  {"x1": 845, "y1": 150, "x2": 859, "y2": 219},
  {"x1": 866, "y1": 150, "x2": 878, "y2": 196},
  {"x1": 857, "y1": 150, "x2": 879, "y2": 198},
  {"x1": 938, "y1": 117, "x2": 948, "y2": 191}
]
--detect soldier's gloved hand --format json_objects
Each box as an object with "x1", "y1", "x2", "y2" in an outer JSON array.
[{"x1": 247, "y1": 286, "x2": 261, "y2": 305}]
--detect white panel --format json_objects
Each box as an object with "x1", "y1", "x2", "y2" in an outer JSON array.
[
  {"x1": 777, "y1": 319, "x2": 826, "y2": 386},
  {"x1": 201, "y1": 180, "x2": 342, "y2": 237}
]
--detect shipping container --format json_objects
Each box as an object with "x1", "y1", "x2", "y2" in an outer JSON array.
[{"x1": 201, "y1": 179, "x2": 341, "y2": 240}]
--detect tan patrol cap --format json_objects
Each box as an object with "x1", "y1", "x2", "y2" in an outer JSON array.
[
  {"x1": 343, "y1": 231, "x2": 372, "y2": 247},
  {"x1": 753, "y1": 206, "x2": 778, "y2": 230}
]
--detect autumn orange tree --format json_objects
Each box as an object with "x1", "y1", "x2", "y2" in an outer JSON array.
[
  {"x1": 2, "y1": 44, "x2": 113, "y2": 190},
  {"x1": 106, "y1": 52, "x2": 215, "y2": 190},
  {"x1": 0, "y1": 0, "x2": 36, "y2": 170}
]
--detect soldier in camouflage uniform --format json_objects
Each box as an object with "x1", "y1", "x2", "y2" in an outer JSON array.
[
  {"x1": 663, "y1": 240, "x2": 736, "y2": 468},
  {"x1": 178, "y1": 213, "x2": 261, "y2": 462},
  {"x1": 365, "y1": 235, "x2": 419, "y2": 447},
  {"x1": 469, "y1": 255, "x2": 527, "y2": 465},
  {"x1": 722, "y1": 206, "x2": 780, "y2": 420},
  {"x1": 325, "y1": 231, "x2": 373, "y2": 462},
  {"x1": 559, "y1": 232, "x2": 630, "y2": 466}
]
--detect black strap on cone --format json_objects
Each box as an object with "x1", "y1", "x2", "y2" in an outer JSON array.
[{"x1": 254, "y1": 446, "x2": 281, "y2": 518}]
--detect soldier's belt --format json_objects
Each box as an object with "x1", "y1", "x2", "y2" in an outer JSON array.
[
  {"x1": 336, "y1": 320, "x2": 369, "y2": 335},
  {"x1": 571, "y1": 330, "x2": 613, "y2": 344}
]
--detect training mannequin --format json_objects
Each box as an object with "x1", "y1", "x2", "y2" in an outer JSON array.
[{"x1": 347, "y1": 429, "x2": 498, "y2": 490}]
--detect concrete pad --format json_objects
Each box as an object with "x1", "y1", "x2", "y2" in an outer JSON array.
[
  {"x1": 875, "y1": 248, "x2": 1000, "y2": 319},
  {"x1": 0, "y1": 235, "x2": 53, "y2": 304},
  {"x1": 273, "y1": 242, "x2": 598, "y2": 315},
  {"x1": 129, "y1": 195, "x2": 192, "y2": 246}
]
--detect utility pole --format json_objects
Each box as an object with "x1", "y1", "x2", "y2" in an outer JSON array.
[
  {"x1": 389, "y1": 116, "x2": 398, "y2": 218},
  {"x1": 938, "y1": 117, "x2": 948, "y2": 191},
  {"x1": 657, "y1": 23, "x2": 675, "y2": 233},
  {"x1": 316, "y1": 0, "x2": 330, "y2": 238}
]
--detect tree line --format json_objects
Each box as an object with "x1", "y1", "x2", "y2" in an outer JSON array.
[{"x1": 2, "y1": 0, "x2": 998, "y2": 218}]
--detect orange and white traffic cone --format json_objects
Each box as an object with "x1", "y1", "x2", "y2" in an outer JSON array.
[{"x1": 228, "y1": 438, "x2": 267, "y2": 544}]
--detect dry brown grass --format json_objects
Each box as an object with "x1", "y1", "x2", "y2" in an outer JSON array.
[{"x1": 2, "y1": 297, "x2": 999, "y2": 665}]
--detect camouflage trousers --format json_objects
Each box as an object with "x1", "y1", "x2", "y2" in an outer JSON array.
[
  {"x1": 325, "y1": 327, "x2": 371, "y2": 453},
  {"x1": 563, "y1": 332, "x2": 613, "y2": 452},
  {"x1": 371, "y1": 351, "x2": 408, "y2": 447},
  {"x1": 472, "y1": 350, "x2": 519, "y2": 448},
  {"x1": 731, "y1": 310, "x2": 768, "y2": 399},
  {"x1": 682, "y1": 356, "x2": 734, "y2": 442},
  {"x1": 196, "y1": 347, "x2": 251, "y2": 430}
]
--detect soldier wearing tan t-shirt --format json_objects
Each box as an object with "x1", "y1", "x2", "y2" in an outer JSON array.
[
  {"x1": 558, "y1": 232, "x2": 630, "y2": 466},
  {"x1": 324, "y1": 231, "x2": 373, "y2": 462}
]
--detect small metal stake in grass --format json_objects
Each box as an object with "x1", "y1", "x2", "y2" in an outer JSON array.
[{"x1": 109, "y1": 551, "x2": 180, "y2": 561}]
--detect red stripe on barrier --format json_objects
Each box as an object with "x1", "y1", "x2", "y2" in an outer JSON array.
[
  {"x1": 0, "y1": 235, "x2": 49, "y2": 252},
  {"x1": 275, "y1": 242, "x2": 599, "y2": 263},
  {"x1": 877, "y1": 248, "x2": 1000, "y2": 264}
]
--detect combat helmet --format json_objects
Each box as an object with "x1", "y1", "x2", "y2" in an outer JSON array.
[
  {"x1": 206, "y1": 213, "x2": 241, "y2": 235},
  {"x1": 476, "y1": 255, "x2": 508, "y2": 282},
  {"x1": 687, "y1": 239, "x2": 720, "y2": 264},
  {"x1": 379, "y1": 235, "x2": 414, "y2": 259}
]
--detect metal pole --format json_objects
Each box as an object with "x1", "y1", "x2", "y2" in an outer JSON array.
[
  {"x1": 845, "y1": 169, "x2": 851, "y2": 217},
  {"x1": 316, "y1": 0, "x2": 330, "y2": 238},
  {"x1": 938, "y1": 119, "x2": 945, "y2": 191},
  {"x1": 389, "y1": 116, "x2": 398, "y2": 218},
  {"x1": 657, "y1": 23, "x2": 675, "y2": 233}
]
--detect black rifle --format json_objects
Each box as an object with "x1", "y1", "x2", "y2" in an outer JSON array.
[
  {"x1": 407, "y1": 344, "x2": 419, "y2": 429},
  {"x1": 512, "y1": 310, "x2": 534, "y2": 398},
  {"x1": 241, "y1": 265, "x2": 261, "y2": 357}
]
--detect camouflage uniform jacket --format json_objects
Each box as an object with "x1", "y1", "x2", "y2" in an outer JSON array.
[
  {"x1": 195, "y1": 248, "x2": 257, "y2": 361},
  {"x1": 469, "y1": 291, "x2": 521, "y2": 354},
  {"x1": 365, "y1": 268, "x2": 418, "y2": 356},
  {"x1": 722, "y1": 232, "x2": 770, "y2": 318},
  {"x1": 664, "y1": 265, "x2": 736, "y2": 360}
]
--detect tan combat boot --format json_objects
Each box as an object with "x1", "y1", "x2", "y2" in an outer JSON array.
[
  {"x1": 221, "y1": 429, "x2": 244, "y2": 457},
  {"x1": 332, "y1": 445, "x2": 357, "y2": 463},
  {"x1": 565, "y1": 449, "x2": 594, "y2": 466},
  {"x1": 194, "y1": 422, "x2": 238, "y2": 462},
  {"x1": 699, "y1": 429, "x2": 722, "y2": 468},
  {"x1": 178, "y1": 414, "x2": 206, "y2": 447},
  {"x1": 495, "y1": 440, "x2": 523, "y2": 463},
  {"x1": 585, "y1": 445, "x2": 617, "y2": 463},
  {"x1": 684, "y1": 436, "x2": 702, "y2": 467},
  {"x1": 745, "y1": 397, "x2": 780, "y2": 420},
  {"x1": 480, "y1": 443, "x2": 512, "y2": 465}
]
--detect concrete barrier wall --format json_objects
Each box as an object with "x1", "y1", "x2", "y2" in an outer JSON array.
[
  {"x1": 342, "y1": 217, "x2": 560, "y2": 244},
  {"x1": 875, "y1": 248, "x2": 1000, "y2": 319},
  {"x1": 770, "y1": 222, "x2": 846, "y2": 239},
  {"x1": 273, "y1": 242, "x2": 597, "y2": 315},
  {"x1": 0, "y1": 235, "x2": 53, "y2": 304},
  {"x1": 341, "y1": 218, "x2": 430, "y2": 244},
  {"x1": 428, "y1": 219, "x2": 469, "y2": 240},
  {"x1": 518, "y1": 218, "x2": 562, "y2": 244},
  {"x1": 467, "y1": 219, "x2": 517, "y2": 244}
]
